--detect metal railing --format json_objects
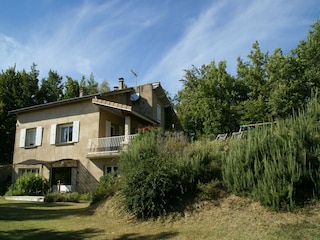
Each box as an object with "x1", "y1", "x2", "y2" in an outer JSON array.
[{"x1": 87, "y1": 134, "x2": 136, "y2": 153}]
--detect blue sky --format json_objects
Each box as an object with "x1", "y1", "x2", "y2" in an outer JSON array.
[{"x1": 0, "y1": 0, "x2": 319, "y2": 96}]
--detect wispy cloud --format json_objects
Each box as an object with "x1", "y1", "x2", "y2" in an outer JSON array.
[
  {"x1": 0, "y1": 0, "x2": 319, "y2": 95},
  {"x1": 143, "y1": 0, "x2": 320, "y2": 95}
]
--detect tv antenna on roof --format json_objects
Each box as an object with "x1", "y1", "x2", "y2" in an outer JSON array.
[{"x1": 130, "y1": 69, "x2": 138, "y2": 86}]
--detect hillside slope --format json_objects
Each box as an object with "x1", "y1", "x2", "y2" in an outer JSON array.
[{"x1": 89, "y1": 194, "x2": 320, "y2": 239}]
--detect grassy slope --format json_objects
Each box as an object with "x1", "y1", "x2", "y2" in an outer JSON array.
[{"x1": 1, "y1": 195, "x2": 320, "y2": 240}]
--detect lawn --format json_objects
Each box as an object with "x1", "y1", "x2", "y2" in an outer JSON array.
[{"x1": 1, "y1": 195, "x2": 320, "y2": 240}]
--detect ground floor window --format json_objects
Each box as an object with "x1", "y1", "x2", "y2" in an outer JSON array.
[
  {"x1": 104, "y1": 166, "x2": 118, "y2": 175},
  {"x1": 18, "y1": 168, "x2": 39, "y2": 177},
  {"x1": 52, "y1": 167, "x2": 72, "y2": 185}
]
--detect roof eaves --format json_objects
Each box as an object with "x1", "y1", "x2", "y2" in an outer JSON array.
[
  {"x1": 8, "y1": 93, "x2": 101, "y2": 115},
  {"x1": 92, "y1": 98, "x2": 157, "y2": 125}
]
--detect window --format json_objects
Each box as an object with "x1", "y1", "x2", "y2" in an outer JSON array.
[
  {"x1": 104, "y1": 166, "x2": 118, "y2": 175},
  {"x1": 157, "y1": 104, "x2": 161, "y2": 123},
  {"x1": 26, "y1": 128, "x2": 36, "y2": 146},
  {"x1": 19, "y1": 127, "x2": 42, "y2": 148},
  {"x1": 52, "y1": 167, "x2": 72, "y2": 185},
  {"x1": 59, "y1": 124, "x2": 73, "y2": 143},
  {"x1": 18, "y1": 168, "x2": 39, "y2": 176},
  {"x1": 50, "y1": 121, "x2": 80, "y2": 145}
]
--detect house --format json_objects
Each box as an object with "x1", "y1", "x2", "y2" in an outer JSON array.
[{"x1": 9, "y1": 79, "x2": 179, "y2": 193}]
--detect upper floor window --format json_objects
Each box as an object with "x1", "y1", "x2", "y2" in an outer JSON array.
[
  {"x1": 19, "y1": 127, "x2": 43, "y2": 148},
  {"x1": 59, "y1": 123, "x2": 73, "y2": 143},
  {"x1": 50, "y1": 121, "x2": 80, "y2": 145},
  {"x1": 157, "y1": 104, "x2": 161, "y2": 123}
]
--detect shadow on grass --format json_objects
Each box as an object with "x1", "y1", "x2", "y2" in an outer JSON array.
[
  {"x1": 273, "y1": 222, "x2": 320, "y2": 240},
  {"x1": 0, "y1": 200, "x2": 91, "y2": 221},
  {"x1": 0, "y1": 228, "x2": 103, "y2": 240},
  {"x1": 113, "y1": 231, "x2": 179, "y2": 240}
]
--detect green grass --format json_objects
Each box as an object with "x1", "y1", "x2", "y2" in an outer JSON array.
[{"x1": 1, "y1": 196, "x2": 320, "y2": 239}]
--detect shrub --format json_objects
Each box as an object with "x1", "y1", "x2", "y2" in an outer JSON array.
[
  {"x1": 92, "y1": 173, "x2": 119, "y2": 203},
  {"x1": 45, "y1": 192, "x2": 91, "y2": 202},
  {"x1": 223, "y1": 95, "x2": 320, "y2": 211},
  {"x1": 119, "y1": 129, "x2": 224, "y2": 219},
  {"x1": 119, "y1": 129, "x2": 184, "y2": 218},
  {"x1": 197, "y1": 179, "x2": 223, "y2": 201},
  {"x1": 6, "y1": 173, "x2": 49, "y2": 196}
]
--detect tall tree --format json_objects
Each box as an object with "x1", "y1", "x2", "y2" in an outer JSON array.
[
  {"x1": 64, "y1": 76, "x2": 80, "y2": 99},
  {"x1": 176, "y1": 61, "x2": 238, "y2": 138},
  {"x1": 0, "y1": 65, "x2": 40, "y2": 163},
  {"x1": 79, "y1": 73, "x2": 99, "y2": 96},
  {"x1": 236, "y1": 41, "x2": 269, "y2": 124},
  {"x1": 38, "y1": 70, "x2": 64, "y2": 103},
  {"x1": 87, "y1": 73, "x2": 99, "y2": 95},
  {"x1": 99, "y1": 80, "x2": 110, "y2": 93},
  {"x1": 293, "y1": 19, "x2": 320, "y2": 98}
]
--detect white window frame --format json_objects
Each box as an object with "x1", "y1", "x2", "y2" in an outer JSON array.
[
  {"x1": 58, "y1": 123, "x2": 73, "y2": 144},
  {"x1": 19, "y1": 127, "x2": 43, "y2": 148},
  {"x1": 50, "y1": 121, "x2": 80, "y2": 145},
  {"x1": 18, "y1": 168, "x2": 40, "y2": 176},
  {"x1": 26, "y1": 128, "x2": 36, "y2": 146}
]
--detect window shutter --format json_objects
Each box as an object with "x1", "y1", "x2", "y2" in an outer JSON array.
[
  {"x1": 19, "y1": 128, "x2": 26, "y2": 148},
  {"x1": 50, "y1": 124, "x2": 57, "y2": 145},
  {"x1": 72, "y1": 121, "x2": 80, "y2": 143},
  {"x1": 35, "y1": 126, "x2": 43, "y2": 146}
]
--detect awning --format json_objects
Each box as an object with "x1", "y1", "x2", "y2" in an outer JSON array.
[{"x1": 16, "y1": 159, "x2": 78, "y2": 168}]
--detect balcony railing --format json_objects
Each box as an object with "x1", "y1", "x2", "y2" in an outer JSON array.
[{"x1": 87, "y1": 135, "x2": 136, "y2": 156}]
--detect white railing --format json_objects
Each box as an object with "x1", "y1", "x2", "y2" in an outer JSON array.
[{"x1": 87, "y1": 134, "x2": 136, "y2": 153}]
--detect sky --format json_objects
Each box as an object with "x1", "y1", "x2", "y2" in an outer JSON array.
[{"x1": 0, "y1": 0, "x2": 319, "y2": 96}]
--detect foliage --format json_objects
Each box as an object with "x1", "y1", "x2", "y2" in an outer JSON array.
[
  {"x1": 176, "y1": 19, "x2": 320, "y2": 138},
  {"x1": 38, "y1": 69, "x2": 64, "y2": 103},
  {"x1": 99, "y1": 80, "x2": 110, "y2": 93},
  {"x1": 6, "y1": 173, "x2": 49, "y2": 196},
  {"x1": 45, "y1": 192, "x2": 92, "y2": 202},
  {"x1": 0, "y1": 64, "x2": 40, "y2": 164},
  {"x1": 176, "y1": 61, "x2": 240, "y2": 139},
  {"x1": 119, "y1": 129, "x2": 224, "y2": 219},
  {"x1": 92, "y1": 173, "x2": 119, "y2": 203},
  {"x1": 223, "y1": 94, "x2": 320, "y2": 211},
  {"x1": 64, "y1": 76, "x2": 80, "y2": 99}
]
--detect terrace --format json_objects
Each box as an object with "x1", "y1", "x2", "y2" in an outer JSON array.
[{"x1": 86, "y1": 134, "x2": 136, "y2": 159}]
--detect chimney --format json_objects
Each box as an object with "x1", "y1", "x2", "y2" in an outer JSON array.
[
  {"x1": 118, "y1": 77, "x2": 124, "y2": 90},
  {"x1": 79, "y1": 88, "x2": 83, "y2": 97}
]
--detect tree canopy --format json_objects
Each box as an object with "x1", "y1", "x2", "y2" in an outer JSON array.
[{"x1": 176, "y1": 19, "x2": 320, "y2": 139}]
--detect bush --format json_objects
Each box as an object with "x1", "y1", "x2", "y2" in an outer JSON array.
[
  {"x1": 45, "y1": 192, "x2": 91, "y2": 202},
  {"x1": 92, "y1": 173, "x2": 119, "y2": 203},
  {"x1": 119, "y1": 129, "x2": 183, "y2": 218},
  {"x1": 119, "y1": 129, "x2": 224, "y2": 219},
  {"x1": 6, "y1": 173, "x2": 49, "y2": 196},
  {"x1": 223, "y1": 96, "x2": 320, "y2": 211}
]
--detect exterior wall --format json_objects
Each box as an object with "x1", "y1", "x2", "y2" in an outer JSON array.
[
  {"x1": 11, "y1": 82, "x2": 175, "y2": 193},
  {"x1": 132, "y1": 84, "x2": 154, "y2": 120},
  {"x1": 12, "y1": 99, "x2": 102, "y2": 192}
]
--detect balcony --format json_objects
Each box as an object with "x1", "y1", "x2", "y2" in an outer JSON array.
[{"x1": 87, "y1": 134, "x2": 136, "y2": 159}]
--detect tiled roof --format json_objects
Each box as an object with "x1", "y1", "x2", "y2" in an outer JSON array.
[{"x1": 92, "y1": 98, "x2": 132, "y2": 111}]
